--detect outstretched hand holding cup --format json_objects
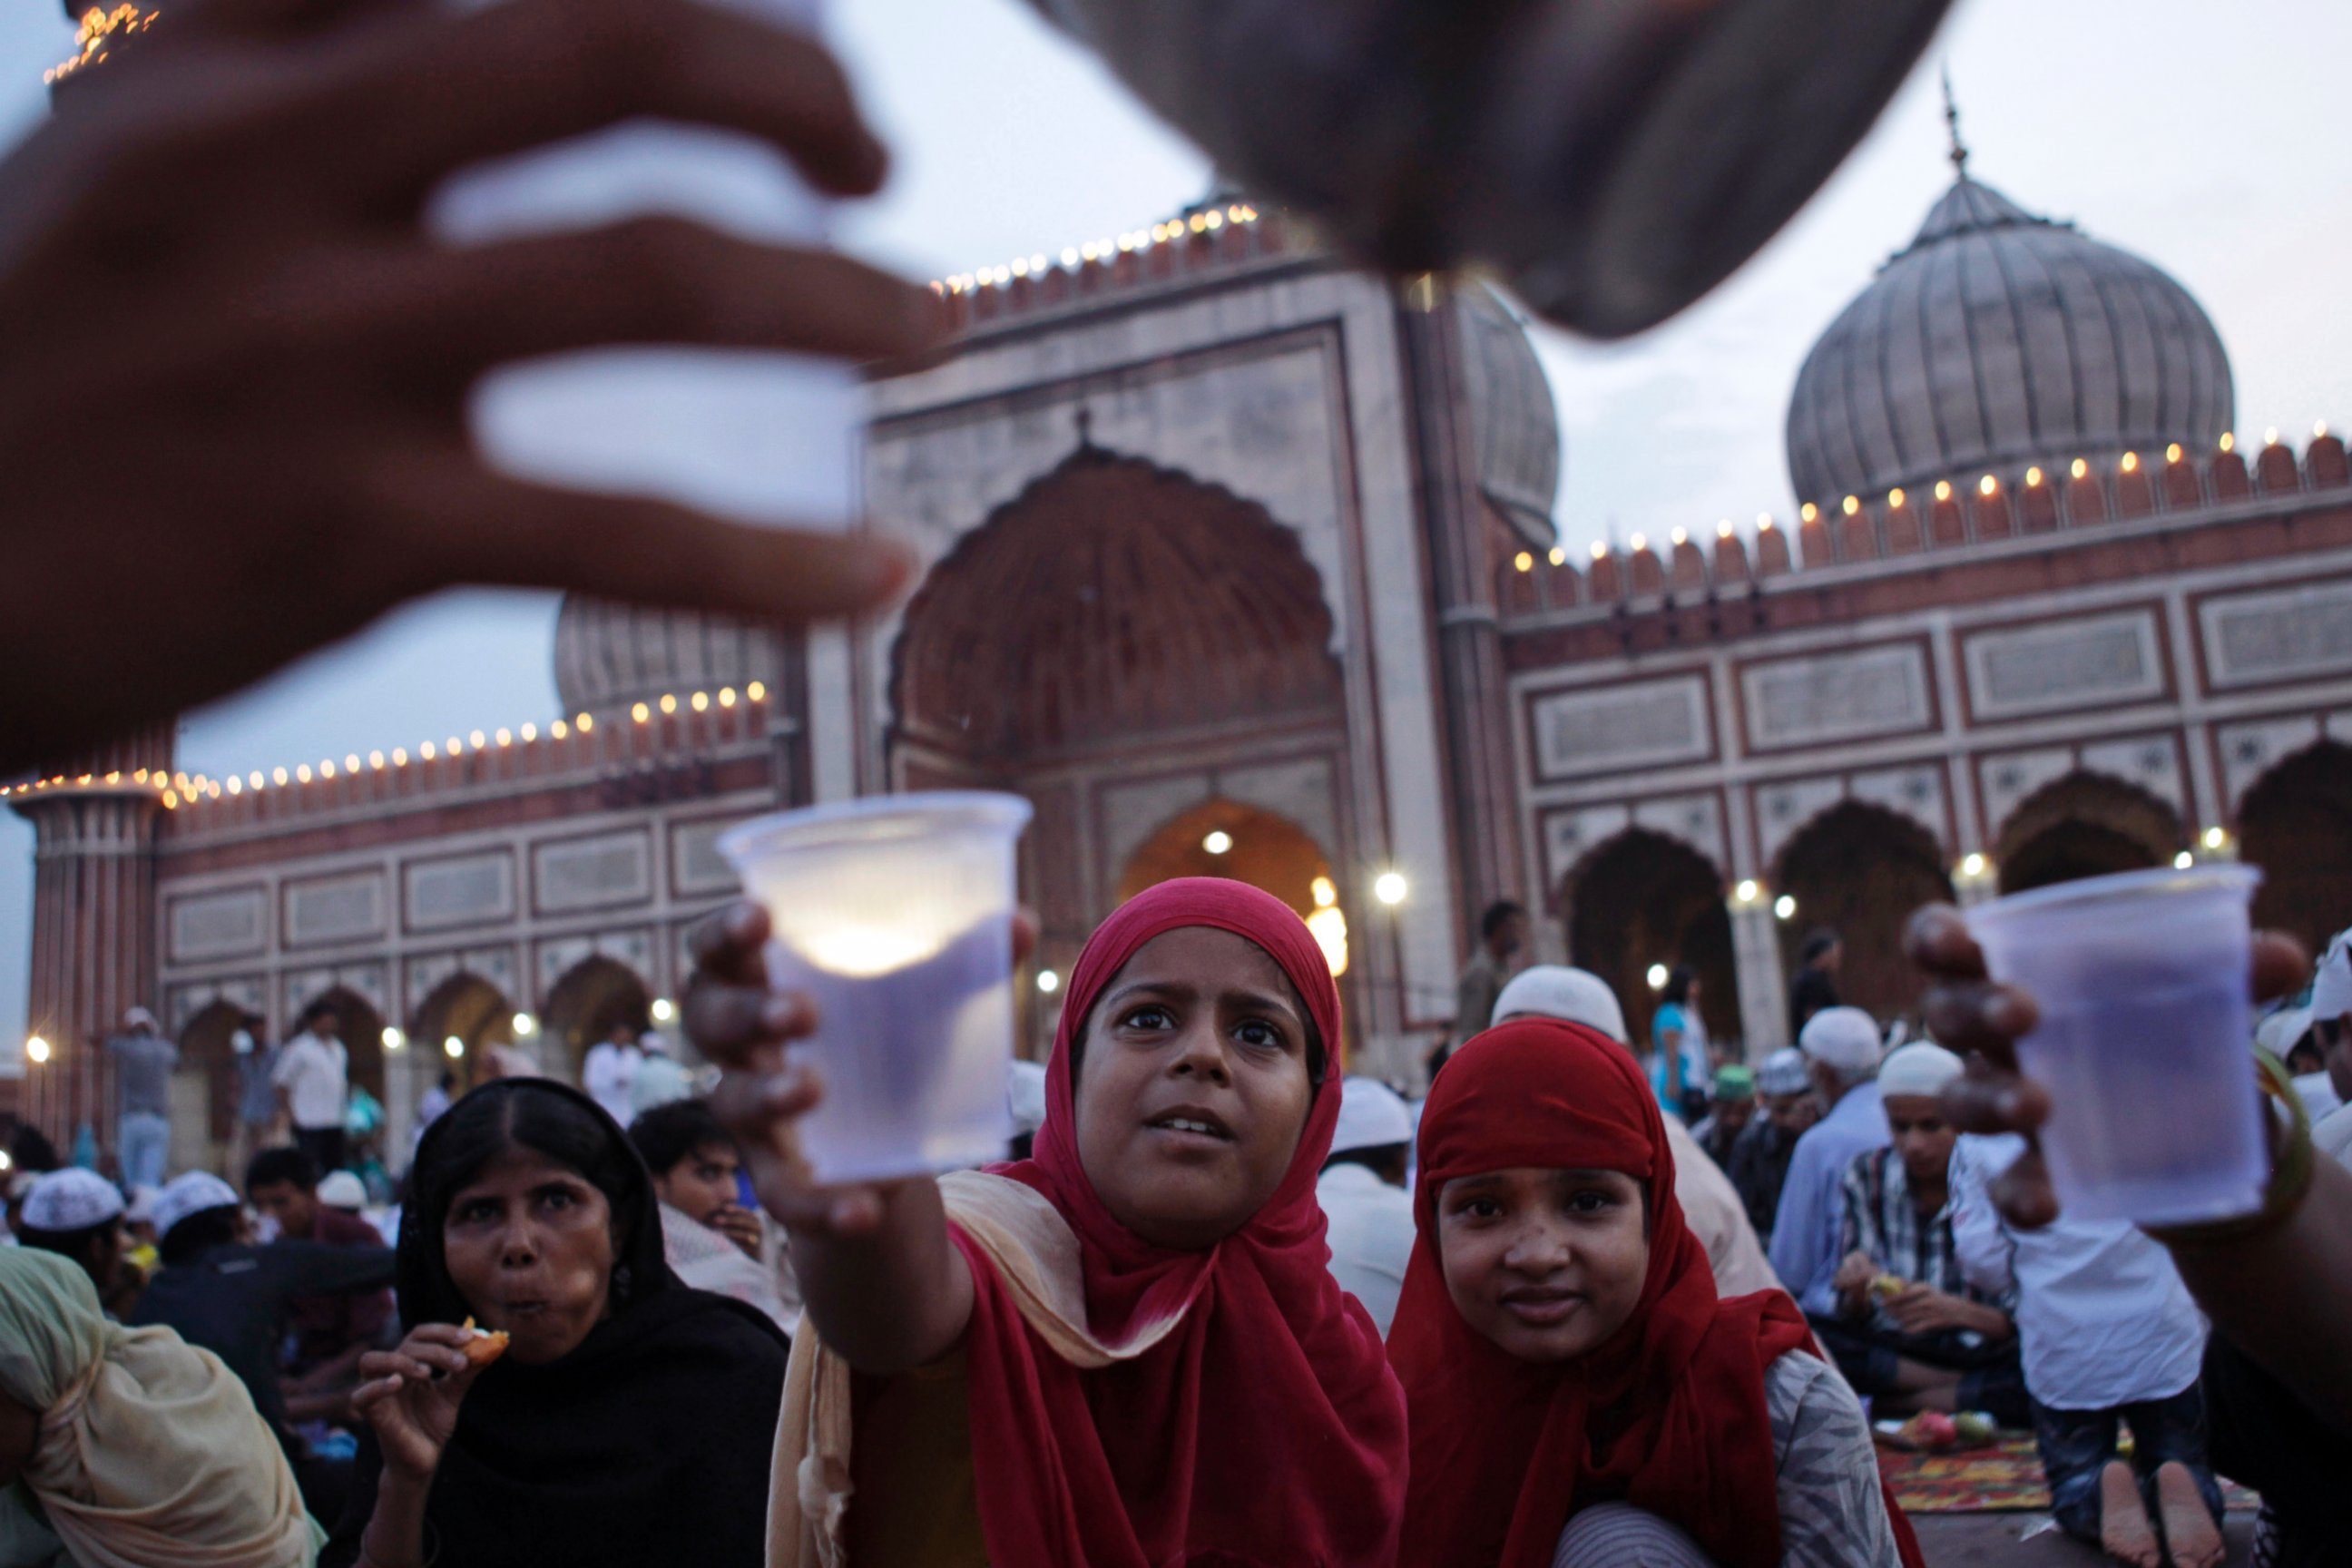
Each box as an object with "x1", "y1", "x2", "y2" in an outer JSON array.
[{"x1": 1906, "y1": 893, "x2": 2311, "y2": 1230}]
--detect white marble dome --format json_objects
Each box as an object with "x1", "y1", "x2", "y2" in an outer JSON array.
[{"x1": 1787, "y1": 173, "x2": 2233, "y2": 511}]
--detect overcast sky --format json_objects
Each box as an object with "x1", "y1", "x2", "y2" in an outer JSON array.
[{"x1": 6, "y1": 0, "x2": 2352, "y2": 1044}]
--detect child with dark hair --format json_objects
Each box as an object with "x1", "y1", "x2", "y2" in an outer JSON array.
[
  {"x1": 627, "y1": 1099, "x2": 796, "y2": 1336},
  {"x1": 247, "y1": 1142, "x2": 393, "y2": 1416}
]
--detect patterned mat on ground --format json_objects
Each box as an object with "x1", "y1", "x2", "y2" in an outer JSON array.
[{"x1": 1877, "y1": 1436, "x2": 2261, "y2": 1514}]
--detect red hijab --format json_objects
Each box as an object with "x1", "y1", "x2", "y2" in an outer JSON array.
[
  {"x1": 957, "y1": 877, "x2": 1407, "y2": 1568},
  {"x1": 1389, "y1": 1021, "x2": 1920, "y2": 1568}
]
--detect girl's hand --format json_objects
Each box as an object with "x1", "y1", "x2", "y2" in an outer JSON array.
[
  {"x1": 1906, "y1": 904, "x2": 2309, "y2": 1229},
  {"x1": 351, "y1": 1325, "x2": 487, "y2": 1481},
  {"x1": 687, "y1": 900, "x2": 1040, "y2": 1239}
]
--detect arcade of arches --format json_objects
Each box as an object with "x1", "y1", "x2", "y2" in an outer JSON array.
[
  {"x1": 1563, "y1": 831, "x2": 1738, "y2": 1049},
  {"x1": 1772, "y1": 803, "x2": 1952, "y2": 1025},
  {"x1": 1994, "y1": 773, "x2": 2180, "y2": 896},
  {"x1": 890, "y1": 445, "x2": 1357, "y2": 1029},
  {"x1": 539, "y1": 957, "x2": 653, "y2": 1079},
  {"x1": 2238, "y1": 740, "x2": 2352, "y2": 955}
]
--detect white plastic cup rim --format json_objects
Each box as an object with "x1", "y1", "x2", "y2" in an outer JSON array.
[
  {"x1": 715, "y1": 791, "x2": 1033, "y2": 867},
  {"x1": 1967, "y1": 861, "x2": 2259, "y2": 932}
]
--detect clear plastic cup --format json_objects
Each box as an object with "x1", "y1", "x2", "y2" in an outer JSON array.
[
  {"x1": 1967, "y1": 864, "x2": 2267, "y2": 1226},
  {"x1": 717, "y1": 794, "x2": 1033, "y2": 1182},
  {"x1": 425, "y1": 0, "x2": 857, "y2": 527}
]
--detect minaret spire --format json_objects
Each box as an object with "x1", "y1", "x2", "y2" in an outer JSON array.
[{"x1": 1941, "y1": 64, "x2": 1970, "y2": 181}]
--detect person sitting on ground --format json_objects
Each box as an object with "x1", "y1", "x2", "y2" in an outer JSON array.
[
  {"x1": 1389, "y1": 1020, "x2": 1921, "y2": 1568},
  {"x1": 1455, "y1": 900, "x2": 1530, "y2": 1045},
  {"x1": 0, "y1": 1249, "x2": 320, "y2": 1567},
  {"x1": 1769, "y1": 1007, "x2": 1889, "y2": 1315},
  {"x1": 13, "y1": 1170, "x2": 130, "y2": 1311},
  {"x1": 1318, "y1": 1076, "x2": 1418, "y2": 1337},
  {"x1": 327, "y1": 1082, "x2": 791, "y2": 1568},
  {"x1": 1917, "y1": 906, "x2": 2352, "y2": 1568},
  {"x1": 1818, "y1": 1044, "x2": 2026, "y2": 1427},
  {"x1": 581, "y1": 1025, "x2": 643, "y2": 1132},
  {"x1": 1731, "y1": 1049, "x2": 1821, "y2": 1245},
  {"x1": 1946, "y1": 1129, "x2": 2222, "y2": 1568},
  {"x1": 1788, "y1": 928, "x2": 1845, "y2": 1040},
  {"x1": 695, "y1": 879, "x2": 1408, "y2": 1566},
  {"x1": 626, "y1": 1098, "x2": 795, "y2": 1338},
  {"x1": 1005, "y1": 1058, "x2": 1047, "y2": 1161},
  {"x1": 1649, "y1": 965, "x2": 1712, "y2": 1122},
  {"x1": 1690, "y1": 1065, "x2": 1757, "y2": 1168},
  {"x1": 1493, "y1": 966, "x2": 1783, "y2": 1301},
  {"x1": 130, "y1": 1171, "x2": 396, "y2": 1524},
  {"x1": 629, "y1": 1030, "x2": 695, "y2": 1118},
  {"x1": 248, "y1": 1146, "x2": 394, "y2": 1422}
]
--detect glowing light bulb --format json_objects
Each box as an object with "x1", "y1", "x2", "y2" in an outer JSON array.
[
  {"x1": 632, "y1": 703, "x2": 650, "y2": 723},
  {"x1": 1773, "y1": 894, "x2": 1798, "y2": 920},
  {"x1": 1800, "y1": 503, "x2": 1818, "y2": 523},
  {"x1": 1630, "y1": 534, "x2": 1648, "y2": 553},
  {"x1": 1646, "y1": 964, "x2": 1669, "y2": 990},
  {"x1": 691, "y1": 691, "x2": 710, "y2": 712},
  {"x1": 443, "y1": 1036, "x2": 464, "y2": 1059},
  {"x1": 2173, "y1": 850, "x2": 2195, "y2": 870},
  {"x1": 1037, "y1": 969, "x2": 1061, "y2": 994},
  {"x1": 1960, "y1": 853, "x2": 1986, "y2": 878},
  {"x1": 748, "y1": 682, "x2": 768, "y2": 702},
  {"x1": 2167, "y1": 444, "x2": 2184, "y2": 464},
  {"x1": 1717, "y1": 520, "x2": 1734, "y2": 539},
  {"x1": 1887, "y1": 488, "x2": 1906, "y2": 507},
  {"x1": 513, "y1": 1012, "x2": 537, "y2": 1036},
  {"x1": 1590, "y1": 541, "x2": 1608, "y2": 560},
  {"x1": 25, "y1": 1035, "x2": 50, "y2": 1064},
  {"x1": 2220, "y1": 432, "x2": 2236, "y2": 453},
  {"x1": 2071, "y1": 458, "x2": 2088, "y2": 480},
  {"x1": 1841, "y1": 495, "x2": 1860, "y2": 516},
  {"x1": 2202, "y1": 826, "x2": 2227, "y2": 849},
  {"x1": 1670, "y1": 526, "x2": 1688, "y2": 546},
  {"x1": 1514, "y1": 551, "x2": 1534, "y2": 573},
  {"x1": 1311, "y1": 876, "x2": 1338, "y2": 908},
  {"x1": 1980, "y1": 475, "x2": 1999, "y2": 496},
  {"x1": 1201, "y1": 830, "x2": 1234, "y2": 856},
  {"x1": 1735, "y1": 879, "x2": 1759, "y2": 903},
  {"x1": 2121, "y1": 452, "x2": 2140, "y2": 474},
  {"x1": 1374, "y1": 872, "x2": 1409, "y2": 906},
  {"x1": 651, "y1": 998, "x2": 677, "y2": 1024},
  {"x1": 382, "y1": 1027, "x2": 405, "y2": 1051},
  {"x1": 1307, "y1": 905, "x2": 1349, "y2": 976},
  {"x1": 1935, "y1": 481, "x2": 1952, "y2": 502},
  {"x1": 1548, "y1": 546, "x2": 1567, "y2": 565}
]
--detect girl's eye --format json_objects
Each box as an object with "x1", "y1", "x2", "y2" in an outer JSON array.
[
  {"x1": 456, "y1": 1199, "x2": 497, "y2": 1224},
  {"x1": 1122, "y1": 1005, "x2": 1173, "y2": 1031},
  {"x1": 1567, "y1": 1190, "x2": 1615, "y2": 1215},
  {"x1": 1234, "y1": 1019, "x2": 1283, "y2": 1051},
  {"x1": 542, "y1": 1189, "x2": 575, "y2": 1211}
]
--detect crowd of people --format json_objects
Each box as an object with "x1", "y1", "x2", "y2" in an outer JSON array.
[
  {"x1": 0, "y1": 887, "x2": 2340, "y2": 1566},
  {"x1": 0, "y1": 1, "x2": 2347, "y2": 1563}
]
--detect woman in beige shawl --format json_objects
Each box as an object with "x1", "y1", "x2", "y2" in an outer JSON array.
[{"x1": 0, "y1": 1248, "x2": 318, "y2": 1568}]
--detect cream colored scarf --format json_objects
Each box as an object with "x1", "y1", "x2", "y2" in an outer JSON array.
[{"x1": 766, "y1": 1171, "x2": 1193, "y2": 1568}]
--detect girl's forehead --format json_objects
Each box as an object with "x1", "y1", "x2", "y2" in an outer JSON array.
[{"x1": 1106, "y1": 926, "x2": 1295, "y2": 999}]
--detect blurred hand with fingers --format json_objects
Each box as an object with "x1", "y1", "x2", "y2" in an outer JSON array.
[{"x1": 0, "y1": 0, "x2": 941, "y2": 773}]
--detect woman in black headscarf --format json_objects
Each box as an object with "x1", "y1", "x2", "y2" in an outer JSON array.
[{"x1": 323, "y1": 1080, "x2": 787, "y2": 1568}]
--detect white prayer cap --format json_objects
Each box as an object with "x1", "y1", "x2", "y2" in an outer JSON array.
[
  {"x1": 122, "y1": 1006, "x2": 158, "y2": 1031},
  {"x1": 2309, "y1": 926, "x2": 2352, "y2": 1025},
  {"x1": 21, "y1": 1169, "x2": 124, "y2": 1233},
  {"x1": 1798, "y1": 1006, "x2": 1884, "y2": 1075},
  {"x1": 1331, "y1": 1077, "x2": 1414, "y2": 1155},
  {"x1": 1491, "y1": 965, "x2": 1629, "y2": 1044},
  {"x1": 1758, "y1": 1048, "x2": 1811, "y2": 1097},
  {"x1": 316, "y1": 1171, "x2": 368, "y2": 1212},
  {"x1": 1005, "y1": 1060, "x2": 1047, "y2": 1138},
  {"x1": 152, "y1": 1171, "x2": 240, "y2": 1240},
  {"x1": 1877, "y1": 1043, "x2": 1965, "y2": 1101}
]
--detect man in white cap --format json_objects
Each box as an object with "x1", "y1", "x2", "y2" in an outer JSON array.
[
  {"x1": 1816, "y1": 1044, "x2": 2025, "y2": 1426},
  {"x1": 1488, "y1": 966, "x2": 1782, "y2": 1301},
  {"x1": 1316, "y1": 1076, "x2": 1417, "y2": 1337},
  {"x1": 1768, "y1": 1005, "x2": 1889, "y2": 1316},
  {"x1": 14, "y1": 1168, "x2": 131, "y2": 1304},
  {"x1": 104, "y1": 1005, "x2": 178, "y2": 1190},
  {"x1": 2302, "y1": 926, "x2": 2352, "y2": 1170},
  {"x1": 1005, "y1": 1059, "x2": 1048, "y2": 1161},
  {"x1": 132, "y1": 1169, "x2": 395, "y2": 1516},
  {"x1": 1727, "y1": 1048, "x2": 1820, "y2": 1244}
]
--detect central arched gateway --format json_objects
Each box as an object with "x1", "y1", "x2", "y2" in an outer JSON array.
[{"x1": 888, "y1": 445, "x2": 1358, "y2": 1045}]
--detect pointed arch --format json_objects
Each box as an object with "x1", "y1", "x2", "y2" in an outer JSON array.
[
  {"x1": 2237, "y1": 740, "x2": 2352, "y2": 955},
  {"x1": 1560, "y1": 829, "x2": 1736, "y2": 1048},
  {"x1": 1771, "y1": 800, "x2": 1953, "y2": 1024},
  {"x1": 1993, "y1": 770, "x2": 2182, "y2": 895}
]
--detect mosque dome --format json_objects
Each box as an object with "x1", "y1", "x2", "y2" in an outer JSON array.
[
  {"x1": 1785, "y1": 170, "x2": 2233, "y2": 512},
  {"x1": 1455, "y1": 281, "x2": 1562, "y2": 542},
  {"x1": 552, "y1": 598, "x2": 787, "y2": 720}
]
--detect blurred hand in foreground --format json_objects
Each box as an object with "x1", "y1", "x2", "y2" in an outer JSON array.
[{"x1": 0, "y1": 0, "x2": 940, "y2": 772}]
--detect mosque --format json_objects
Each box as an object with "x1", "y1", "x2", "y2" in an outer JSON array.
[{"x1": 14, "y1": 145, "x2": 2352, "y2": 1170}]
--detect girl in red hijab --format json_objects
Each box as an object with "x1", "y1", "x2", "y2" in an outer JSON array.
[
  {"x1": 1389, "y1": 1020, "x2": 1921, "y2": 1568},
  {"x1": 693, "y1": 877, "x2": 1406, "y2": 1568}
]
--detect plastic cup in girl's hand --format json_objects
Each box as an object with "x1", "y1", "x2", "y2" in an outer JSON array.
[
  {"x1": 1965, "y1": 864, "x2": 2267, "y2": 1227},
  {"x1": 718, "y1": 794, "x2": 1032, "y2": 1181}
]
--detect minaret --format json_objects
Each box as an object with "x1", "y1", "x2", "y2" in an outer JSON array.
[{"x1": 7, "y1": 720, "x2": 175, "y2": 1144}]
